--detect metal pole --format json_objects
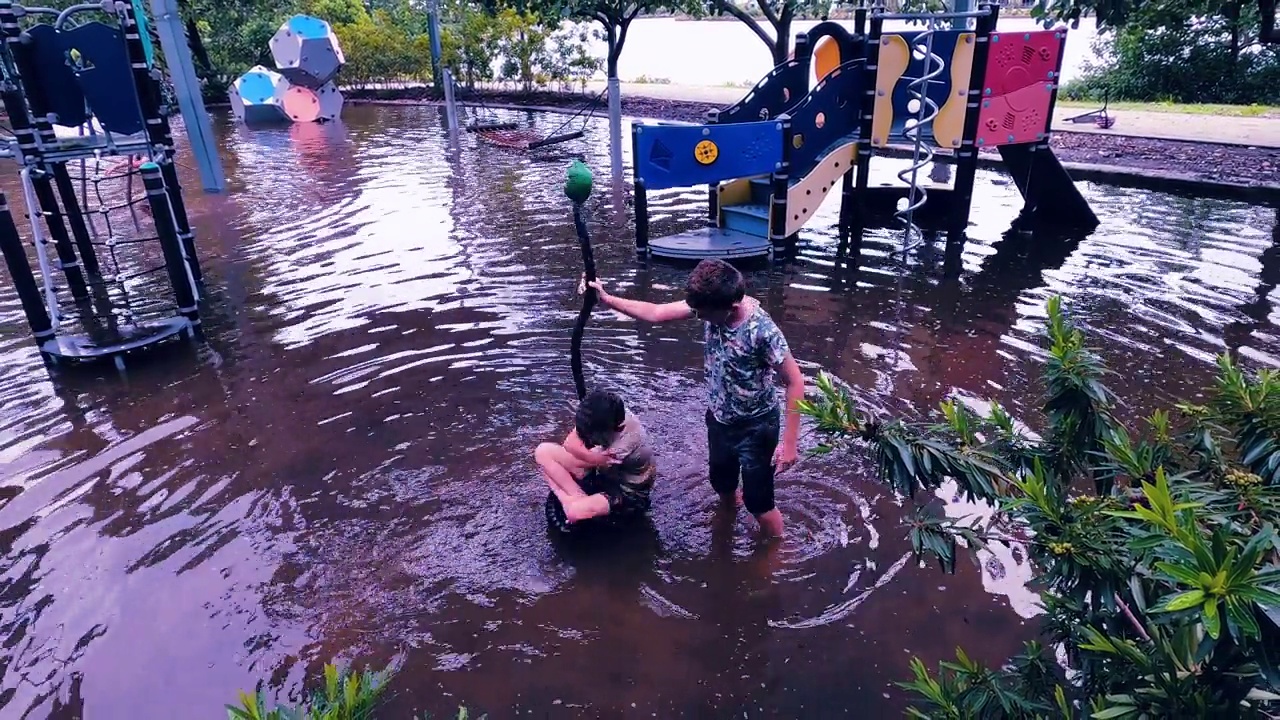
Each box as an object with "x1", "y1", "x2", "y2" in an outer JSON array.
[
  {"x1": 149, "y1": 0, "x2": 226, "y2": 192},
  {"x1": 0, "y1": 191, "x2": 54, "y2": 347},
  {"x1": 427, "y1": 0, "x2": 444, "y2": 89},
  {"x1": 607, "y1": 76, "x2": 623, "y2": 183},
  {"x1": 140, "y1": 162, "x2": 199, "y2": 328},
  {"x1": 442, "y1": 68, "x2": 459, "y2": 140},
  {"x1": 121, "y1": 0, "x2": 202, "y2": 281}
]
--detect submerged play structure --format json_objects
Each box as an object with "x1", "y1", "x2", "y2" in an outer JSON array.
[
  {"x1": 0, "y1": 0, "x2": 223, "y2": 369},
  {"x1": 229, "y1": 14, "x2": 346, "y2": 125},
  {"x1": 632, "y1": 2, "x2": 1099, "y2": 260}
]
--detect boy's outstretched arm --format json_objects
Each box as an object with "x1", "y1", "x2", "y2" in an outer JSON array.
[
  {"x1": 587, "y1": 279, "x2": 693, "y2": 323},
  {"x1": 773, "y1": 353, "x2": 805, "y2": 472}
]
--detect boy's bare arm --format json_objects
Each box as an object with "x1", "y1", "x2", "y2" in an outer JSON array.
[
  {"x1": 562, "y1": 429, "x2": 621, "y2": 467},
  {"x1": 587, "y1": 280, "x2": 694, "y2": 323},
  {"x1": 773, "y1": 352, "x2": 805, "y2": 470}
]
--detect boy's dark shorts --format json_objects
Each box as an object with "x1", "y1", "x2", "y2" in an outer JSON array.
[
  {"x1": 706, "y1": 406, "x2": 780, "y2": 516},
  {"x1": 581, "y1": 468, "x2": 653, "y2": 518}
]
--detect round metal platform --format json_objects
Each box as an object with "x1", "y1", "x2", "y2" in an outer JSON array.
[
  {"x1": 647, "y1": 227, "x2": 773, "y2": 260},
  {"x1": 38, "y1": 315, "x2": 195, "y2": 369}
]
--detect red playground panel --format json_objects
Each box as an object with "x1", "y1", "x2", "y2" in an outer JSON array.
[{"x1": 975, "y1": 29, "x2": 1065, "y2": 148}]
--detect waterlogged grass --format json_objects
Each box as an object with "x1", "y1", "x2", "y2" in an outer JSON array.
[
  {"x1": 226, "y1": 663, "x2": 482, "y2": 720},
  {"x1": 1057, "y1": 99, "x2": 1279, "y2": 117}
]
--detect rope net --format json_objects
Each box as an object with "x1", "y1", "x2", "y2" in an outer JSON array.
[{"x1": 38, "y1": 154, "x2": 174, "y2": 335}]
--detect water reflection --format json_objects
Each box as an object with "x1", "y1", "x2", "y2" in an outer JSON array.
[{"x1": 0, "y1": 104, "x2": 1275, "y2": 718}]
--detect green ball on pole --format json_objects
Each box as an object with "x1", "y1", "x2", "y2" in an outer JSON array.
[{"x1": 564, "y1": 159, "x2": 593, "y2": 204}]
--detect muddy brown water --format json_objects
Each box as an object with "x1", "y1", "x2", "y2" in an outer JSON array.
[{"x1": 0, "y1": 105, "x2": 1277, "y2": 719}]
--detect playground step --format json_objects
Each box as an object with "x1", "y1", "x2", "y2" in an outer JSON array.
[
  {"x1": 749, "y1": 178, "x2": 773, "y2": 205},
  {"x1": 720, "y1": 203, "x2": 771, "y2": 239}
]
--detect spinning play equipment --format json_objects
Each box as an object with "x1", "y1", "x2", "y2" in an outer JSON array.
[
  {"x1": 631, "y1": 2, "x2": 1099, "y2": 261},
  {"x1": 229, "y1": 14, "x2": 345, "y2": 125},
  {"x1": 544, "y1": 160, "x2": 629, "y2": 535},
  {"x1": 0, "y1": 0, "x2": 211, "y2": 369}
]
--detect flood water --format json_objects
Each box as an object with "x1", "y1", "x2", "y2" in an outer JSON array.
[{"x1": 0, "y1": 104, "x2": 1277, "y2": 718}]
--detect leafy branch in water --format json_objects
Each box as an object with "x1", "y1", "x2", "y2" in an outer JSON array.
[{"x1": 800, "y1": 295, "x2": 1280, "y2": 717}]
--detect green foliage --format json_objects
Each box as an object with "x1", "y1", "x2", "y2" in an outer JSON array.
[
  {"x1": 1051, "y1": 0, "x2": 1280, "y2": 105},
  {"x1": 226, "y1": 663, "x2": 392, "y2": 720},
  {"x1": 178, "y1": 0, "x2": 600, "y2": 95},
  {"x1": 801, "y1": 295, "x2": 1280, "y2": 717}
]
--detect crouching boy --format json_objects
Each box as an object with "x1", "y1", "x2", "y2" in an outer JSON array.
[{"x1": 534, "y1": 389, "x2": 656, "y2": 524}]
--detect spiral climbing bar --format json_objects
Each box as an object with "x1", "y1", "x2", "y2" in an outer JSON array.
[{"x1": 626, "y1": 0, "x2": 1098, "y2": 263}]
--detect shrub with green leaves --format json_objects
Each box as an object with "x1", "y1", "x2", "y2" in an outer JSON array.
[
  {"x1": 227, "y1": 663, "x2": 392, "y2": 720},
  {"x1": 800, "y1": 295, "x2": 1280, "y2": 718}
]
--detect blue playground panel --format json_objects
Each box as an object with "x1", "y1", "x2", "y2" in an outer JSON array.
[
  {"x1": 887, "y1": 30, "x2": 964, "y2": 142},
  {"x1": 237, "y1": 70, "x2": 280, "y2": 104},
  {"x1": 25, "y1": 24, "x2": 88, "y2": 127},
  {"x1": 785, "y1": 59, "x2": 865, "y2": 177},
  {"x1": 286, "y1": 14, "x2": 331, "y2": 40},
  {"x1": 59, "y1": 22, "x2": 145, "y2": 135},
  {"x1": 633, "y1": 121, "x2": 783, "y2": 191}
]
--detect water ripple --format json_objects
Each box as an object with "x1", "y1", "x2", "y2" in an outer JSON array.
[{"x1": 0, "y1": 104, "x2": 1274, "y2": 717}]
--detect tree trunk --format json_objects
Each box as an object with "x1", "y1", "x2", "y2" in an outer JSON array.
[
  {"x1": 773, "y1": 16, "x2": 792, "y2": 65},
  {"x1": 605, "y1": 22, "x2": 619, "y2": 78},
  {"x1": 1262, "y1": 0, "x2": 1279, "y2": 43},
  {"x1": 717, "y1": 2, "x2": 779, "y2": 61}
]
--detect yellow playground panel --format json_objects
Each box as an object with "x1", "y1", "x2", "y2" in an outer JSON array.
[
  {"x1": 783, "y1": 140, "x2": 857, "y2": 236},
  {"x1": 816, "y1": 31, "x2": 978, "y2": 148}
]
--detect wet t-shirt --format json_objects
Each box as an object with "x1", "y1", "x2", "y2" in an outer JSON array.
[
  {"x1": 604, "y1": 410, "x2": 656, "y2": 487},
  {"x1": 703, "y1": 300, "x2": 790, "y2": 424}
]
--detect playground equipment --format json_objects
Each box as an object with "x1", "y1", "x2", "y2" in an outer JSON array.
[
  {"x1": 443, "y1": 72, "x2": 603, "y2": 151},
  {"x1": 630, "y1": 2, "x2": 1100, "y2": 261},
  {"x1": 0, "y1": 0, "x2": 205, "y2": 369},
  {"x1": 546, "y1": 159, "x2": 601, "y2": 534},
  {"x1": 229, "y1": 14, "x2": 345, "y2": 125}
]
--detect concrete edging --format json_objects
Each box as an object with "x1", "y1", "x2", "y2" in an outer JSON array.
[{"x1": 363, "y1": 97, "x2": 1280, "y2": 202}]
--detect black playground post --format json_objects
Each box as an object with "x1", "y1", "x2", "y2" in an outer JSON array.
[
  {"x1": 48, "y1": 144, "x2": 99, "y2": 277},
  {"x1": 705, "y1": 109, "x2": 719, "y2": 221},
  {"x1": 950, "y1": 2, "x2": 999, "y2": 232},
  {"x1": 632, "y1": 126, "x2": 649, "y2": 255},
  {"x1": 2, "y1": 14, "x2": 100, "y2": 278},
  {"x1": 141, "y1": 163, "x2": 200, "y2": 329},
  {"x1": 0, "y1": 191, "x2": 54, "y2": 346},
  {"x1": 845, "y1": 12, "x2": 882, "y2": 236},
  {"x1": 118, "y1": 0, "x2": 202, "y2": 284},
  {"x1": 0, "y1": 3, "x2": 89, "y2": 302},
  {"x1": 769, "y1": 115, "x2": 793, "y2": 251}
]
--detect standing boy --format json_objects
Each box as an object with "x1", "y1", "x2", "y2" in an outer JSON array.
[{"x1": 587, "y1": 259, "x2": 803, "y2": 538}]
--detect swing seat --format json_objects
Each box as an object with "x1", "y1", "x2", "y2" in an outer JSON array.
[
  {"x1": 467, "y1": 121, "x2": 519, "y2": 132},
  {"x1": 39, "y1": 315, "x2": 193, "y2": 365}
]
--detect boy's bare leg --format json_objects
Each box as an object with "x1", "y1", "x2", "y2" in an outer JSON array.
[
  {"x1": 534, "y1": 442, "x2": 612, "y2": 523},
  {"x1": 755, "y1": 508, "x2": 784, "y2": 538},
  {"x1": 535, "y1": 442, "x2": 587, "y2": 498},
  {"x1": 563, "y1": 494, "x2": 610, "y2": 523}
]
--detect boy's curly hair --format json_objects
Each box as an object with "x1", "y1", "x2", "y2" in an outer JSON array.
[
  {"x1": 575, "y1": 389, "x2": 626, "y2": 448},
  {"x1": 685, "y1": 259, "x2": 745, "y2": 311}
]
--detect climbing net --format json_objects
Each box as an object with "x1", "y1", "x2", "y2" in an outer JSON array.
[{"x1": 42, "y1": 153, "x2": 173, "y2": 331}]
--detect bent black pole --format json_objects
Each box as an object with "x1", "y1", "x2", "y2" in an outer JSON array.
[{"x1": 570, "y1": 202, "x2": 596, "y2": 401}]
